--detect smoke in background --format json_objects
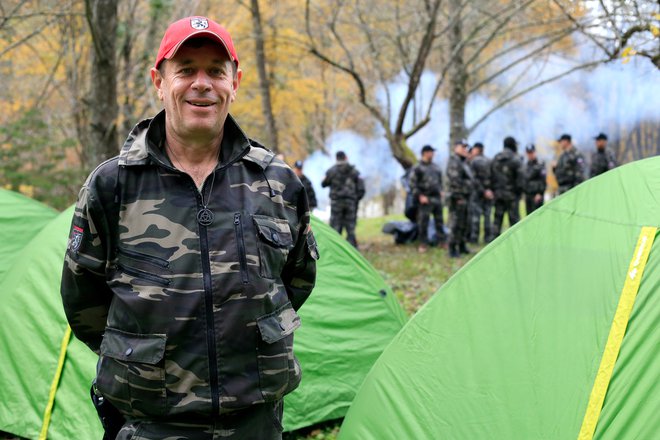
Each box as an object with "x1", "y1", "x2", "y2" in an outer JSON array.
[{"x1": 302, "y1": 56, "x2": 659, "y2": 211}]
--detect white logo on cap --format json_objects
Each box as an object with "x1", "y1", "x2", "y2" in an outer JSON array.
[{"x1": 190, "y1": 18, "x2": 209, "y2": 30}]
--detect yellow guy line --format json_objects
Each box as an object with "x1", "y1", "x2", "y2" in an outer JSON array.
[
  {"x1": 39, "y1": 325, "x2": 72, "y2": 440},
  {"x1": 577, "y1": 226, "x2": 657, "y2": 440}
]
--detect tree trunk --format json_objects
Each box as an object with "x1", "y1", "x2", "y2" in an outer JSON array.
[
  {"x1": 448, "y1": 0, "x2": 467, "y2": 153},
  {"x1": 85, "y1": 0, "x2": 119, "y2": 166},
  {"x1": 250, "y1": 0, "x2": 279, "y2": 151}
]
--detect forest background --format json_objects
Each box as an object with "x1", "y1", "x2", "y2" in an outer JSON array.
[{"x1": 1, "y1": 0, "x2": 658, "y2": 210}]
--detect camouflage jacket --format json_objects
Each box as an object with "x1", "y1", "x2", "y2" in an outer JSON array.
[
  {"x1": 554, "y1": 147, "x2": 585, "y2": 193},
  {"x1": 60, "y1": 111, "x2": 318, "y2": 421},
  {"x1": 299, "y1": 174, "x2": 317, "y2": 210},
  {"x1": 321, "y1": 161, "x2": 364, "y2": 202},
  {"x1": 445, "y1": 153, "x2": 474, "y2": 198},
  {"x1": 491, "y1": 149, "x2": 523, "y2": 201},
  {"x1": 469, "y1": 154, "x2": 492, "y2": 196},
  {"x1": 589, "y1": 149, "x2": 617, "y2": 178},
  {"x1": 409, "y1": 160, "x2": 442, "y2": 201},
  {"x1": 524, "y1": 158, "x2": 547, "y2": 196}
]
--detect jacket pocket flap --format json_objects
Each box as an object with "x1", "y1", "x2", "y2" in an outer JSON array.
[
  {"x1": 257, "y1": 303, "x2": 301, "y2": 344},
  {"x1": 253, "y1": 215, "x2": 294, "y2": 248},
  {"x1": 100, "y1": 327, "x2": 166, "y2": 364}
]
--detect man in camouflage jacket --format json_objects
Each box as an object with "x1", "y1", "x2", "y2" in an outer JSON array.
[
  {"x1": 294, "y1": 160, "x2": 317, "y2": 210},
  {"x1": 554, "y1": 133, "x2": 585, "y2": 194},
  {"x1": 409, "y1": 145, "x2": 447, "y2": 252},
  {"x1": 589, "y1": 133, "x2": 618, "y2": 178},
  {"x1": 523, "y1": 145, "x2": 547, "y2": 215},
  {"x1": 60, "y1": 16, "x2": 317, "y2": 440},
  {"x1": 445, "y1": 140, "x2": 474, "y2": 258},
  {"x1": 321, "y1": 151, "x2": 364, "y2": 247},
  {"x1": 491, "y1": 136, "x2": 523, "y2": 239},
  {"x1": 467, "y1": 143, "x2": 494, "y2": 244}
]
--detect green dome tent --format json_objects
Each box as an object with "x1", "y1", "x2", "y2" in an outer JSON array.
[
  {"x1": 0, "y1": 210, "x2": 406, "y2": 439},
  {"x1": 339, "y1": 157, "x2": 660, "y2": 440},
  {"x1": 0, "y1": 188, "x2": 57, "y2": 283}
]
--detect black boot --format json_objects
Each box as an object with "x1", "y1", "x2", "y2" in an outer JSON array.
[
  {"x1": 459, "y1": 243, "x2": 471, "y2": 254},
  {"x1": 448, "y1": 243, "x2": 460, "y2": 258}
]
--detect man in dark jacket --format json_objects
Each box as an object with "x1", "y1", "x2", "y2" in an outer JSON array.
[
  {"x1": 468, "y1": 142, "x2": 494, "y2": 244},
  {"x1": 554, "y1": 133, "x2": 585, "y2": 194},
  {"x1": 60, "y1": 16, "x2": 317, "y2": 440},
  {"x1": 491, "y1": 136, "x2": 523, "y2": 239},
  {"x1": 322, "y1": 151, "x2": 364, "y2": 247},
  {"x1": 446, "y1": 140, "x2": 474, "y2": 258},
  {"x1": 294, "y1": 160, "x2": 317, "y2": 210},
  {"x1": 409, "y1": 145, "x2": 447, "y2": 253},
  {"x1": 589, "y1": 133, "x2": 618, "y2": 178},
  {"x1": 523, "y1": 144, "x2": 546, "y2": 215}
]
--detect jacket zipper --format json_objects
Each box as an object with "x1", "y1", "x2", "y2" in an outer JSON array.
[
  {"x1": 117, "y1": 263, "x2": 170, "y2": 286},
  {"x1": 234, "y1": 213, "x2": 250, "y2": 284},
  {"x1": 196, "y1": 177, "x2": 220, "y2": 416},
  {"x1": 117, "y1": 248, "x2": 169, "y2": 268}
]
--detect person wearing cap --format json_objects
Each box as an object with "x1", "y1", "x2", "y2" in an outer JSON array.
[
  {"x1": 467, "y1": 142, "x2": 494, "y2": 244},
  {"x1": 445, "y1": 139, "x2": 474, "y2": 257},
  {"x1": 409, "y1": 145, "x2": 447, "y2": 253},
  {"x1": 490, "y1": 136, "x2": 523, "y2": 239},
  {"x1": 321, "y1": 151, "x2": 365, "y2": 248},
  {"x1": 553, "y1": 133, "x2": 585, "y2": 194},
  {"x1": 589, "y1": 133, "x2": 618, "y2": 178},
  {"x1": 294, "y1": 160, "x2": 317, "y2": 210},
  {"x1": 523, "y1": 144, "x2": 547, "y2": 214},
  {"x1": 60, "y1": 16, "x2": 318, "y2": 439}
]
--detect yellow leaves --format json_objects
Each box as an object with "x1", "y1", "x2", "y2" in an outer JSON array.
[
  {"x1": 650, "y1": 25, "x2": 660, "y2": 38},
  {"x1": 621, "y1": 46, "x2": 638, "y2": 64},
  {"x1": 19, "y1": 184, "x2": 35, "y2": 198}
]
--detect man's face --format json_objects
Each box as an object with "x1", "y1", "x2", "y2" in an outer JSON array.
[
  {"x1": 294, "y1": 167, "x2": 303, "y2": 177},
  {"x1": 559, "y1": 139, "x2": 571, "y2": 151},
  {"x1": 526, "y1": 151, "x2": 536, "y2": 161},
  {"x1": 596, "y1": 139, "x2": 607, "y2": 150},
  {"x1": 470, "y1": 148, "x2": 481, "y2": 159},
  {"x1": 422, "y1": 151, "x2": 434, "y2": 162},
  {"x1": 455, "y1": 144, "x2": 467, "y2": 157},
  {"x1": 151, "y1": 42, "x2": 242, "y2": 142}
]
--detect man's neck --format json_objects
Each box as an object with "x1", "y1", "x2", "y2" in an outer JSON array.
[{"x1": 166, "y1": 129, "x2": 223, "y2": 167}]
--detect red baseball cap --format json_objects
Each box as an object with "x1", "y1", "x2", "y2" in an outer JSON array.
[{"x1": 155, "y1": 16, "x2": 239, "y2": 69}]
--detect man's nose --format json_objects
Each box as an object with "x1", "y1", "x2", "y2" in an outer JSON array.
[{"x1": 191, "y1": 71, "x2": 212, "y2": 91}]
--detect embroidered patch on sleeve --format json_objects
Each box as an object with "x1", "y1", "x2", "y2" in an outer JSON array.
[{"x1": 69, "y1": 226, "x2": 84, "y2": 251}]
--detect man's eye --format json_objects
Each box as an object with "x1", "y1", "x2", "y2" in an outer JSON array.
[{"x1": 179, "y1": 68, "x2": 193, "y2": 75}]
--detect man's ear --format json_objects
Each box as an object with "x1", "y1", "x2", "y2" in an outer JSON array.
[
  {"x1": 151, "y1": 67, "x2": 164, "y2": 101},
  {"x1": 231, "y1": 68, "x2": 243, "y2": 102}
]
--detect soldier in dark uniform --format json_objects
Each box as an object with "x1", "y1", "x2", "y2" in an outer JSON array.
[
  {"x1": 589, "y1": 133, "x2": 618, "y2": 178},
  {"x1": 468, "y1": 142, "x2": 494, "y2": 244},
  {"x1": 294, "y1": 160, "x2": 317, "y2": 210},
  {"x1": 491, "y1": 136, "x2": 523, "y2": 239},
  {"x1": 523, "y1": 144, "x2": 546, "y2": 215},
  {"x1": 409, "y1": 145, "x2": 447, "y2": 253},
  {"x1": 322, "y1": 151, "x2": 364, "y2": 247},
  {"x1": 445, "y1": 140, "x2": 474, "y2": 258},
  {"x1": 553, "y1": 133, "x2": 585, "y2": 194}
]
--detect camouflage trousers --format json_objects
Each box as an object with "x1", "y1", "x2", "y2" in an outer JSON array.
[
  {"x1": 448, "y1": 195, "x2": 469, "y2": 247},
  {"x1": 492, "y1": 198, "x2": 520, "y2": 239},
  {"x1": 330, "y1": 199, "x2": 358, "y2": 247},
  {"x1": 416, "y1": 199, "x2": 446, "y2": 245},
  {"x1": 524, "y1": 194, "x2": 543, "y2": 215},
  {"x1": 115, "y1": 400, "x2": 283, "y2": 440},
  {"x1": 468, "y1": 195, "x2": 493, "y2": 243}
]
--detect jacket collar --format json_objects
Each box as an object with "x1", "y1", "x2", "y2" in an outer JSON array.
[{"x1": 118, "y1": 110, "x2": 274, "y2": 170}]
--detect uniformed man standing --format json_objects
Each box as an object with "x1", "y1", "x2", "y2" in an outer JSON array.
[
  {"x1": 491, "y1": 136, "x2": 523, "y2": 239},
  {"x1": 294, "y1": 160, "x2": 317, "y2": 211},
  {"x1": 523, "y1": 144, "x2": 546, "y2": 215},
  {"x1": 445, "y1": 140, "x2": 474, "y2": 258},
  {"x1": 322, "y1": 151, "x2": 364, "y2": 247},
  {"x1": 468, "y1": 142, "x2": 494, "y2": 244},
  {"x1": 554, "y1": 133, "x2": 585, "y2": 194},
  {"x1": 409, "y1": 145, "x2": 447, "y2": 253},
  {"x1": 589, "y1": 133, "x2": 618, "y2": 178}
]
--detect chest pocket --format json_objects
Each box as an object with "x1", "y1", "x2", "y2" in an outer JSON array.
[{"x1": 253, "y1": 215, "x2": 294, "y2": 279}]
